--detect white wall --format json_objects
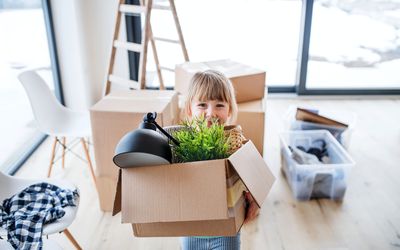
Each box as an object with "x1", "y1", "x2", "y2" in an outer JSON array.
[{"x1": 51, "y1": 0, "x2": 128, "y2": 110}]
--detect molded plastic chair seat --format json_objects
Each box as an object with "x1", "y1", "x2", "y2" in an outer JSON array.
[
  {"x1": 42, "y1": 110, "x2": 91, "y2": 138},
  {"x1": 18, "y1": 71, "x2": 91, "y2": 138}
]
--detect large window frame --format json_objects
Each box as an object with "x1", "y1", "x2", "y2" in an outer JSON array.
[
  {"x1": 5, "y1": 0, "x2": 63, "y2": 174},
  {"x1": 127, "y1": 0, "x2": 400, "y2": 95},
  {"x1": 294, "y1": 0, "x2": 400, "y2": 95}
]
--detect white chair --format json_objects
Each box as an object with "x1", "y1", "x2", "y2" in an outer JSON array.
[
  {"x1": 18, "y1": 70, "x2": 96, "y2": 186},
  {"x1": 0, "y1": 171, "x2": 81, "y2": 249}
]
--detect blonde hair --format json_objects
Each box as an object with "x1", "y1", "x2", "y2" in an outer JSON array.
[{"x1": 184, "y1": 70, "x2": 238, "y2": 124}]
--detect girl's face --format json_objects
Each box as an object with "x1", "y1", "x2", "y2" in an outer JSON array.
[{"x1": 190, "y1": 99, "x2": 230, "y2": 126}]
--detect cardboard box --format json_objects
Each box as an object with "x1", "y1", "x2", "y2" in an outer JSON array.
[
  {"x1": 237, "y1": 99, "x2": 266, "y2": 155},
  {"x1": 175, "y1": 59, "x2": 266, "y2": 103},
  {"x1": 90, "y1": 90, "x2": 179, "y2": 211},
  {"x1": 113, "y1": 141, "x2": 275, "y2": 237}
]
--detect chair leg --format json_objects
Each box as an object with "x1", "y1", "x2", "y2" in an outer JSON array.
[
  {"x1": 62, "y1": 137, "x2": 66, "y2": 169},
  {"x1": 47, "y1": 137, "x2": 58, "y2": 177},
  {"x1": 80, "y1": 138, "x2": 97, "y2": 187},
  {"x1": 63, "y1": 229, "x2": 82, "y2": 250}
]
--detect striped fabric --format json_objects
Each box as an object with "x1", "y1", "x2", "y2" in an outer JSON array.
[{"x1": 180, "y1": 233, "x2": 240, "y2": 250}]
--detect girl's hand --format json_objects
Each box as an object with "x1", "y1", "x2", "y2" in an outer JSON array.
[{"x1": 244, "y1": 191, "x2": 260, "y2": 224}]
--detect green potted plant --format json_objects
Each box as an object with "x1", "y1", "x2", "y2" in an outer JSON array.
[{"x1": 171, "y1": 117, "x2": 231, "y2": 163}]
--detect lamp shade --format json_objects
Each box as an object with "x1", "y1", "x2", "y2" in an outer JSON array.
[{"x1": 113, "y1": 127, "x2": 172, "y2": 168}]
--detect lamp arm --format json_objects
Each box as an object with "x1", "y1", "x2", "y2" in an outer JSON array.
[{"x1": 153, "y1": 121, "x2": 180, "y2": 146}]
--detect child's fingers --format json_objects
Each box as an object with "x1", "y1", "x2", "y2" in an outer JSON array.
[
  {"x1": 243, "y1": 191, "x2": 261, "y2": 223},
  {"x1": 244, "y1": 209, "x2": 257, "y2": 223},
  {"x1": 244, "y1": 199, "x2": 260, "y2": 224},
  {"x1": 244, "y1": 191, "x2": 253, "y2": 202}
]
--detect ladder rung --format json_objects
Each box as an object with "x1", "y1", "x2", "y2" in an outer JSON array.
[
  {"x1": 119, "y1": 4, "x2": 146, "y2": 14},
  {"x1": 114, "y1": 40, "x2": 142, "y2": 53},
  {"x1": 153, "y1": 37, "x2": 180, "y2": 44},
  {"x1": 153, "y1": 4, "x2": 171, "y2": 10},
  {"x1": 109, "y1": 74, "x2": 140, "y2": 89},
  {"x1": 160, "y1": 66, "x2": 175, "y2": 72}
]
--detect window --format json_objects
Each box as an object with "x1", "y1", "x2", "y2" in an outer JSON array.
[
  {"x1": 0, "y1": 0, "x2": 61, "y2": 173},
  {"x1": 127, "y1": 0, "x2": 400, "y2": 94},
  {"x1": 306, "y1": 0, "x2": 400, "y2": 91},
  {"x1": 142, "y1": 0, "x2": 302, "y2": 89}
]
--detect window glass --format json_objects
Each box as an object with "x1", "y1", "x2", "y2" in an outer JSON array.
[
  {"x1": 146, "y1": 0, "x2": 302, "y2": 88},
  {"x1": 307, "y1": 0, "x2": 400, "y2": 89},
  {"x1": 0, "y1": 0, "x2": 54, "y2": 170}
]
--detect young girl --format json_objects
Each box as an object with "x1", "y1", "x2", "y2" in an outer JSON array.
[{"x1": 181, "y1": 70, "x2": 259, "y2": 250}]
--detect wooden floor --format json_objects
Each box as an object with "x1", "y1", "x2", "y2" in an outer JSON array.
[{"x1": 16, "y1": 98, "x2": 400, "y2": 250}]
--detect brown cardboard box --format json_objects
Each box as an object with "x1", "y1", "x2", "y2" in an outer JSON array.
[
  {"x1": 113, "y1": 141, "x2": 275, "y2": 237},
  {"x1": 175, "y1": 59, "x2": 266, "y2": 103},
  {"x1": 237, "y1": 99, "x2": 266, "y2": 155},
  {"x1": 90, "y1": 90, "x2": 179, "y2": 211}
]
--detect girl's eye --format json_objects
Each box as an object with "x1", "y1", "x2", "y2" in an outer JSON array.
[
  {"x1": 197, "y1": 103, "x2": 207, "y2": 108},
  {"x1": 216, "y1": 103, "x2": 226, "y2": 108}
]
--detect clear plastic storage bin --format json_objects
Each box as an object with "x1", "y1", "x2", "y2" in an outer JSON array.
[
  {"x1": 285, "y1": 106, "x2": 357, "y2": 149},
  {"x1": 280, "y1": 130, "x2": 355, "y2": 201}
]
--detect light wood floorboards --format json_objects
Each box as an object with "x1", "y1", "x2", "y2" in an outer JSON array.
[{"x1": 16, "y1": 98, "x2": 400, "y2": 250}]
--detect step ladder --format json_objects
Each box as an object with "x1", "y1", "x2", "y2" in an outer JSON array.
[{"x1": 104, "y1": 0, "x2": 189, "y2": 95}]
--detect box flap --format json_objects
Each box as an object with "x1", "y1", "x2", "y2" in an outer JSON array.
[
  {"x1": 112, "y1": 170, "x2": 122, "y2": 216},
  {"x1": 121, "y1": 160, "x2": 228, "y2": 223},
  {"x1": 227, "y1": 141, "x2": 275, "y2": 207},
  {"x1": 295, "y1": 108, "x2": 348, "y2": 128}
]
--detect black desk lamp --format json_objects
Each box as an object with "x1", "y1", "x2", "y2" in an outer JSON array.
[{"x1": 113, "y1": 112, "x2": 179, "y2": 168}]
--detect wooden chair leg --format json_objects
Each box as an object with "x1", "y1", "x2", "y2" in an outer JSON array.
[
  {"x1": 80, "y1": 138, "x2": 97, "y2": 187},
  {"x1": 62, "y1": 137, "x2": 66, "y2": 169},
  {"x1": 47, "y1": 137, "x2": 58, "y2": 177},
  {"x1": 64, "y1": 229, "x2": 82, "y2": 250}
]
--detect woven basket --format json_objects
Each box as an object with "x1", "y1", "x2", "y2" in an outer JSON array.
[{"x1": 224, "y1": 125, "x2": 247, "y2": 154}]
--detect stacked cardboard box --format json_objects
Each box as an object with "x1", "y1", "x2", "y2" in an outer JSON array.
[
  {"x1": 90, "y1": 90, "x2": 180, "y2": 211},
  {"x1": 175, "y1": 59, "x2": 267, "y2": 155},
  {"x1": 175, "y1": 59, "x2": 265, "y2": 103}
]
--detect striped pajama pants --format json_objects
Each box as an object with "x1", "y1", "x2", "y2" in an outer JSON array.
[{"x1": 180, "y1": 233, "x2": 241, "y2": 250}]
